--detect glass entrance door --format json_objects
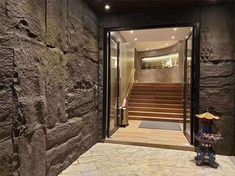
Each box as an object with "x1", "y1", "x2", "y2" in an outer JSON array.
[
  {"x1": 184, "y1": 33, "x2": 193, "y2": 144},
  {"x1": 108, "y1": 36, "x2": 120, "y2": 137}
]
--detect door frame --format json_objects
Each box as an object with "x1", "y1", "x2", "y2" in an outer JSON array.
[
  {"x1": 107, "y1": 35, "x2": 121, "y2": 137},
  {"x1": 102, "y1": 23, "x2": 200, "y2": 145},
  {"x1": 183, "y1": 33, "x2": 194, "y2": 144}
]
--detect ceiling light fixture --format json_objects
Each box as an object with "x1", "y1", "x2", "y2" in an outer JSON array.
[
  {"x1": 146, "y1": 48, "x2": 149, "y2": 50},
  {"x1": 105, "y1": 4, "x2": 110, "y2": 10},
  {"x1": 171, "y1": 36, "x2": 175, "y2": 39},
  {"x1": 134, "y1": 38, "x2": 138, "y2": 41},
  {"x1": 173, "y1": 28, "x2": 178, "y2": 31},
  {"x1": 130, "y1": 30, "x2": 134, "y2": 34}
]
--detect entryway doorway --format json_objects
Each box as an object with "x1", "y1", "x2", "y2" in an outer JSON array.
[{"x1": 103, "y1": 25, "x2": 200, "y2": 150}]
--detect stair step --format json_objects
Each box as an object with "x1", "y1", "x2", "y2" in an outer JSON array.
[
  {"x1": 133, "y1": 83, "x2": 183, "y2": 87},
  {"x1": 129, "y1": 111, "x2": 183, "y2": 118},
  {"x1": 132, "y1": 88, "x2": 183, "y2": 92},
  {"x1": 129, "y1": 107, "x2": 183, "y2": 113},
  {"x1": 131, "y1": 91, "x2": 183, "y2": 95},
  {"x1": 128, "y1": 115, "x2": 183, "y2": 122},
  {"x1": 129, "y1": 98, "x2": 183, "y2": 104},
  {"x1": 128, "y1": 102, "x2": 183, "y2": 108},
  {"x1": 130, "y1": 95, "x2": 182, "y2": 100},
  {"x1": 133, "y1": 85, "x2": 183, "y2": 88}
]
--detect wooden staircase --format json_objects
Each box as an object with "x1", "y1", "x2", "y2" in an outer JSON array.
[{"x1": 128, "y1": 83, "x2": 184, "y2": 122}]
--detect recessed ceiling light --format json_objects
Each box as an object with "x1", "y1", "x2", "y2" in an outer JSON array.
[
  {"x1": 173, "y1": 28, "x2": 178, "y2": 31},
  {"x1": 105, "y1": 4, "x2": 110, "y2": 10},
  {"x1": 146, "y1": 48, "x2": 149, "y2": 50},
  {"x1": 171, "y1": 36, "x2": 175, "y2": 39},
  {"x1": 134, "y1": 38, "x2": 138, "y2": 41},
  {"x1": 130, "y1": 30, "x2": 134, "y2": 34}
]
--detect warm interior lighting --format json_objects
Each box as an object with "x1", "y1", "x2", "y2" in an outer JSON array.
[
  {"x1": 173, "y1": 28, "x2": 178, "y2": 31},
  {"x1": 146, "y1": 48, "x2": 149, "y2": 50},
  {"x1": 142, "y1": 53, "x2": 179, "y2": 62},
  {"x1": 134, "y1": 38, "x2": 138, "y2": 41},
  {"x1": 130, "y1": 30, "x2": 134, "y2": 33},
  {"x1": 165, "y1": 43, "x2": 169, "y2": 46},
  {"x1": 171, "y1": 36, "x2": 175, "y2": 39},
  {"x1": 105, "y1": 4, "x2": 110, "y2": 10}
]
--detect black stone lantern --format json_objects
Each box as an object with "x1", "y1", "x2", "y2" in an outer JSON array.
[{"x1": 195, "y1": 112, "x2": 222, "y2": 168}]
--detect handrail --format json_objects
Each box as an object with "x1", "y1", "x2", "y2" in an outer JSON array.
[{"x1": 122, "y1": 69, "x2": 136, "y2": 107}]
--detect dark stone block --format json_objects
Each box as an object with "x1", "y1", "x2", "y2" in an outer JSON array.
[
  {"x1": 46, "y1": 133, "x2": 83, "y2": 176},
  {"x1": 65, "y1": 89, "x2": 95, "y2": 119},
  {"x1": 199, "y1": 86, "x2": 234, "y2": 116},
  {"x1": 13, "y1": 37, "x2": 46, "y2": 97},
  {"x1": 213, "y1": 116, "x2": 235, "y2": 155},
  {"x1": 18, "y1": 96, "x2": 46, "y2": 134},
  {"x1": 200, "y1": 6, "x2": 234, "y2": 61},
  {"x1": 46, "y1": 111, "x2": 97, "y2": 175},
  {"x1": 18, "y1": 129, "x2": 46, "y2": 176},
  {"x1": 0, "y1": 116, "x2": 12, "y2": 142},
  {"x1": 66, "y1": 14, "x2": 84, "y2": 53},
  {"x1": 0, "y1": 48, "x2": 14, "y2": 87},
  {"x1": 68, "y1": 0, "x2": 84, "y2": 23},
  {"x1": 46, "y1": 0, "x2": 67, "y2": 50},
  {"x1": 4, "y1": 0, "x2": 46, "y2": 41},
  {"x1": 46, "y1": 117, "x2": 83, "y2": 150},
  {"x1": 81, "y1": 29, "x2": 99, "y2": 53},
  {"x1": 0, "y1": 140, "x2": 14, "y2": 176},
  {"x1": 0, "y1": 48, "x2": 14, "y2": 142},
  {"x1": 200, "y1": 62, "x2": 234, "y2": 79},
  {"x1": 42, "y1": 48, "x2": 67, "y2": 128},
  {"x1": 83, "y1": 5, "x2": 98, "y2": 38},
  {"x1": 64, "y1": 53, "x2": 98, "y2": 119},
  {"x1": 200, "y1": 76, "x2": 234, "y2": 88}
]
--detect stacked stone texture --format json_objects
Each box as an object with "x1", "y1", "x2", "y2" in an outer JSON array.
[
  {"x1": 199, "y1": 6, "x2": 235, "y2": 155},
  {"x1": 0, "y1": 0, "x2": 100, "y2": 176}
]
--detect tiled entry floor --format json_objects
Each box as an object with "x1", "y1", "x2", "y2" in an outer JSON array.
[
  {"x1": 59, "y1": 143, "x2": 235, "y2": 176},
  {"x1": 106, "y1": 120, "x2": 193, "y2": 151}
]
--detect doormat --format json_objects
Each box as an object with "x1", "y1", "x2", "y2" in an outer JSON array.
[{"x1": 139, "y1": 121, "x2": 182, "y2": 131}]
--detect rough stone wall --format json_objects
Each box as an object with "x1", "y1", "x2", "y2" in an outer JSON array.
[
  {"x1": 98, "y1": 26, "x2": 104, "y2": 140},
  {"x1": 233, "y1": 5, "x2": 235, "y2": 155},
  {"x1": 0, "y1": 0, "x2": 100, "y2": 176},
  {"x1": 199, "y1": 5, "x2": 235, "y2": 155}
]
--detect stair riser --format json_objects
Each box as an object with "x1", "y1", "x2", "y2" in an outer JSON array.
[
  {"x1": 130, "y1": 95, "x2": 183, "y2": 100},
  {"x1": 132, "y1": 89, "x2": 183, "y2": 93},
  {"x1": 129, "y1": 112, "x2": 183, "y2": 118},
  {"x1": 129, "y1": 107, "x2": 183, "y2": 113},
  {"x1": 131, "y1": 92, "x2": 183, "y2": 96},
  {"x1": 129, "y1": 99, "x2": 183, "y2": 104},
  {"x1": 128, "y1": 103, "x2": 183, "y2": 108}
]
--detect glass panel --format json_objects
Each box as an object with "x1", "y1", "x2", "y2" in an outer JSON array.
[
  {"x1": 109, "y1": 38, "x2": 119, "y2": 133},
  {"x1": 141, "y1": 53, "x2": 179, "y2": 69},
  {"x1": 185, "y1": 34, "x2": 192, "y2": 137}
]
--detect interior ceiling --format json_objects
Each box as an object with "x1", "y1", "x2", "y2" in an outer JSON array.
[
  {"x1": 84, "y1": 0, "x2": 233, "y2": 16},
  {"x1": 119, "y1": 27, "x2": 192, "y2": 51}
]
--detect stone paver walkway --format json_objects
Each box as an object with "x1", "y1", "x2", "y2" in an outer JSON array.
[{"x1": 59, "y1": 143, "x2": 235, "y2": 176}]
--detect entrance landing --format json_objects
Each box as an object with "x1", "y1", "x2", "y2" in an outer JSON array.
[
  {"x1": 59, "y1": 143, "x2": 235, "y2": 176},
  {"x1": 105, "y1": 120, "x2": 194, "y2": 151}
]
